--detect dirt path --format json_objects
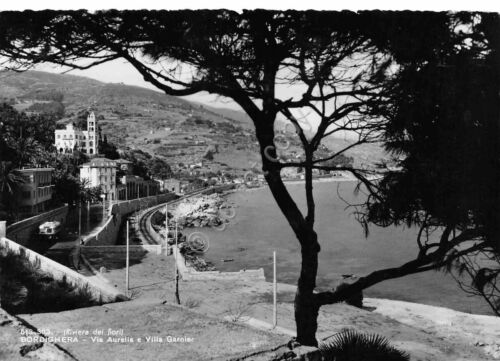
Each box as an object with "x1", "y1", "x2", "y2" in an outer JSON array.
[{"x1": 18, "y1": 299, "x2": 287, "y2": 361}]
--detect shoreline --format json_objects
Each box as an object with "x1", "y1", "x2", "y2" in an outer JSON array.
[
  {"x1": 81, "y1": 224, "x2": 500, "y2": 361},
  {"x1": 238, "y1": 175, "x2": 360, "y2": 192},
  {"x1": 175, "y1": 186, "x2": 497, "y2": 317}
]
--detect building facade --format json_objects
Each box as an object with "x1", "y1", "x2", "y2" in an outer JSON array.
[
  {"x1": 54, "y1": 112, "x2": 99, "y2": 155},
  {"x1": 79, "y1": 158, "x2": 117, "y2": 201},
  {"x1": 157, "y1": 178, "x2": 181, "y2": 194},
  {"x1": 17, "y1": 168, "x2": 55, "y2": 216},
  {"x1": 117, "y1": 175, "x2": 159, "y2": 200},
  {"x1": 115, "y1": 159, "x2": 133, "y2": 174}
]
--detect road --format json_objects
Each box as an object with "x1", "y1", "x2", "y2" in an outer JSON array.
[{"x1": 25, "y1": 203, "x2": 109, "y2": 272}]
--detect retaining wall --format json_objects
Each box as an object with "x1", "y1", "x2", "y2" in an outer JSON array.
[
  {"x1": 0, "y1": 236, "x2": 126, "y2": 303},
  {"x1": 83, "y1": 194, "x2": 177, "y2": 247},
  {"x1": 82, "y1": 245, "x2": 163, "y2": 255},
  {"x1": 6, "y1": 205, "x2": 69, "y2": 246}
]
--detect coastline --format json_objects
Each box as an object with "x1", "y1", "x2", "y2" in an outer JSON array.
[
  {"x1": 239, "y1": 175, "x2": 360, "y2": 193},
  {"x1": 82, "y1": 224, "x2": 499, "y2": 361},
  {"x1": 197, "y1": 181, "x2": 495, "y2": 316}
]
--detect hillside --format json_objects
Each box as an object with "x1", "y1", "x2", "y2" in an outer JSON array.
[{"x1": 0, "y1": 70, "x2": 387, "y2": 174}]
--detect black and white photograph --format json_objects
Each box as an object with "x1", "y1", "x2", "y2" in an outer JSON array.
[{"x1": 0, "y1": 2, "x2": 499, "y2": 360}]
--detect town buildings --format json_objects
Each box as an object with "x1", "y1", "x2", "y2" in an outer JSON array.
[
  {"x1": 115, "y1": 159, "x2": 133, "y2": 174},
  {"x1": 157, "y1": 178, "x2": 181, "y2": 194},
  {"x1": 117, "y1": 175, "x2": 159, "y2": 200},
  {"x1": 54, "y1": 112, "x2": 99, "y2": 155},
  {"x1": 17, "y1": 168, "x2": 54, "y2": 216},
  {"x1": 79, "y1": 158, "x2": 117, "y2": 201}
]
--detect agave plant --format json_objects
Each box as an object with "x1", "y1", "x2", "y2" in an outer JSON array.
[{"x1": 319, "y1": 330, "x2": 410, "y2": 361}]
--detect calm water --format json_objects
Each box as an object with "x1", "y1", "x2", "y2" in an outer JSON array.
[{"x1": 200, "y1": 181, "x2": 493, "y2": 315}]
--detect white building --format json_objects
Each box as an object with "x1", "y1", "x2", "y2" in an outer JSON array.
[
  {"x1": 54, "y1": 112, "x2": 99, "y2": 155},
  {"x1": 79, "y1": 158, "x2": 117, "y2": 201}
]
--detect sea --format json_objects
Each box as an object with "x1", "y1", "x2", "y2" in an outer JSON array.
[{"x1": 199, "y1": 180, "x2": 493, "y2": 315}]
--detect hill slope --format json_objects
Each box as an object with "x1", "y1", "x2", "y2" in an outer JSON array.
[{"x1": 0, "y1": 70, "x2": 386, "y2": 173}]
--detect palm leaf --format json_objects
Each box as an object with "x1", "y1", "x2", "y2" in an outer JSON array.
[{"x1": 319, "y1": 330, "x2": 410, "y2": 361}]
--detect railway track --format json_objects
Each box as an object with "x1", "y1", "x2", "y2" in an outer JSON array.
[{"x1": 136, "y1": 186, "x2": 234, "y2": 245}]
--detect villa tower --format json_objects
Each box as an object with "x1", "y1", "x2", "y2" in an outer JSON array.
[
  {"x1": 87, "y1": 112, "x2": 98, "y2": 155},
  {"x1": 54, "y1": 111, "x2": 99, "y2": 156}
]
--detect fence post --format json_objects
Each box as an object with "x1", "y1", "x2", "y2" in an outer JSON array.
[
  {"x1": 273, "y1": 250, "x2": 277, "y2": 328},
  {"x1": 126, "y1": 220, "x2": 130, "y2": 297},
  {"x1": 174, "y1": 220, "x2": 180, "y2": 304},
  {"x1": 0, "y1": 220, "x2": 6, "y2": 238}
]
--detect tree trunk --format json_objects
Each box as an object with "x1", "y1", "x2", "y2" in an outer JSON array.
[{"x1": 294, "y1": 233, "x2": 320, "y2": 347}]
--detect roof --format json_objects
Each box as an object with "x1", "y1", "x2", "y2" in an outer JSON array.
[
  {"x1": 81, "y1": 158, "x2": 117, "y2": 168},
  {"x1": 18, "y1": 168, "x2": 54, "y2": 172},
  {"x1": 115, "y1": 159, "x2": 132, "y2": 164}
]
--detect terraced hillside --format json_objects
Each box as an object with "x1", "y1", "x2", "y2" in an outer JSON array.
[{"x1": 0, "y1": 70, "x2": 387, "y2": 173}]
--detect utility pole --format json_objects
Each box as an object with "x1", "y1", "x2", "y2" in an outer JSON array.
[
  {"x1": 78, "y1": 201, "x2": 82, "y2": 244},
  {"x1": 86, "y1": 201, "x2": 90, "y2": 231},
  {"x1": 165, "y1": 203, "x2": 168, "y2": 250},
  {"x1": 273, "y1": 250, "x2": 277, "y2": 328},
  {"x1": 126, "y1": 220, "x2": 130, "y2": 297},
  {"x1": 174, "y1": 220, "x2": 180, "y2": 305}
]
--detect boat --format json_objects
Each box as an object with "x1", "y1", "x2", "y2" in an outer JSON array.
[{"x1": 38, "y1": 221, "x2": 62, "y2": 239}]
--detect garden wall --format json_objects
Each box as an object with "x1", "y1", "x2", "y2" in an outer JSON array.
[{"x1": 0, "y1": 236, "x2": 126, "y2": 303}]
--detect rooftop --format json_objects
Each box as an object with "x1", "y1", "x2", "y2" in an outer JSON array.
[
  {"x1": 81, "y1": 158, "x2": 117, "y2": 168},
  {"x1": 18, "y1": 167, "x2": 55, "y2": 172}
]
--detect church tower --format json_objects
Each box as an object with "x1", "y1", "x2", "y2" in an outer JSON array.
[{"x1": 87, "y1": 112, "x2": 98, "y2": 156}]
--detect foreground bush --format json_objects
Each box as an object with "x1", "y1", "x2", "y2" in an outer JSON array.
[
  {"x1": 319, "y1": 330, "x2": 410, "y2": 361},
  {"x1": 0, "y1": 248, "x2": 100, "y2": 314}
]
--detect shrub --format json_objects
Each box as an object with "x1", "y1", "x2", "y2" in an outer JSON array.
[
  {"x1": 0, "y1": 249, "x2": 100, "y2": 314},
  {"x1": 183, "y1": 298, "x2": 201, "y2": 309},
  {"x1": 319, "y1": 330, "x2": 410, "y2": 361}
]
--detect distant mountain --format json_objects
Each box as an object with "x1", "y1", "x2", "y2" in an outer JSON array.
[
  {"x1": 0, "y1": 70, "x2": 386, "y2": 173},
  {"x1": 0, "y1": 70, "x2": 251, "y2": 126}
]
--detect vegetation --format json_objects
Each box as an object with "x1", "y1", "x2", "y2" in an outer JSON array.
[
  {"x1": 0, "y1": 248, "x2": 100, "y2": 314},
  {"x1": 0, "y1": 103, "x2": 58, "y2": 166},
  {"x1": 358, "y1": 12, "x2": 500, "y2": 315},
  {"x1": 319, "y1": 330, "x2": 410, "y2": 361},
  {"x1": 0, "y1": 161, "x2": 27, "y2": 221},
  {"x1": 25, "y1": 100, "x2": 65, "y2": 118},
  {"x1": 0, "y1": 10, "x2": 498, "y2": 346}
]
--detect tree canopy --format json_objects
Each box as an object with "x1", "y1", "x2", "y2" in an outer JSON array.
[{"x1": 0, "y1": 9, "x2": 498, "y2": 345}]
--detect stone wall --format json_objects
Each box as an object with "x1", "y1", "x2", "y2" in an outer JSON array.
[
  {"x1": 6, "y1": 205, "x2": 69, "y2": 246},
  {"x1": 82, "y1": 245, "x2": 163, "y2": 255},
  {"x1": 0, "y1": 236, "x2": 126, "y2": 303},
  {"x1": 83, "y1": 194, "x2": 177, "y2": 246}
]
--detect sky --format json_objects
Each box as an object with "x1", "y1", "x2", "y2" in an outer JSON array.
[
  {"x1": 7, "y1": 1, "x2": 500, "y2": 136},
  {"x1": 35, "y1": 61, "x2": 230, "y2": 110},
  {"x1": 17, "y1": 0, "x2": 500, "y2": 112}
]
